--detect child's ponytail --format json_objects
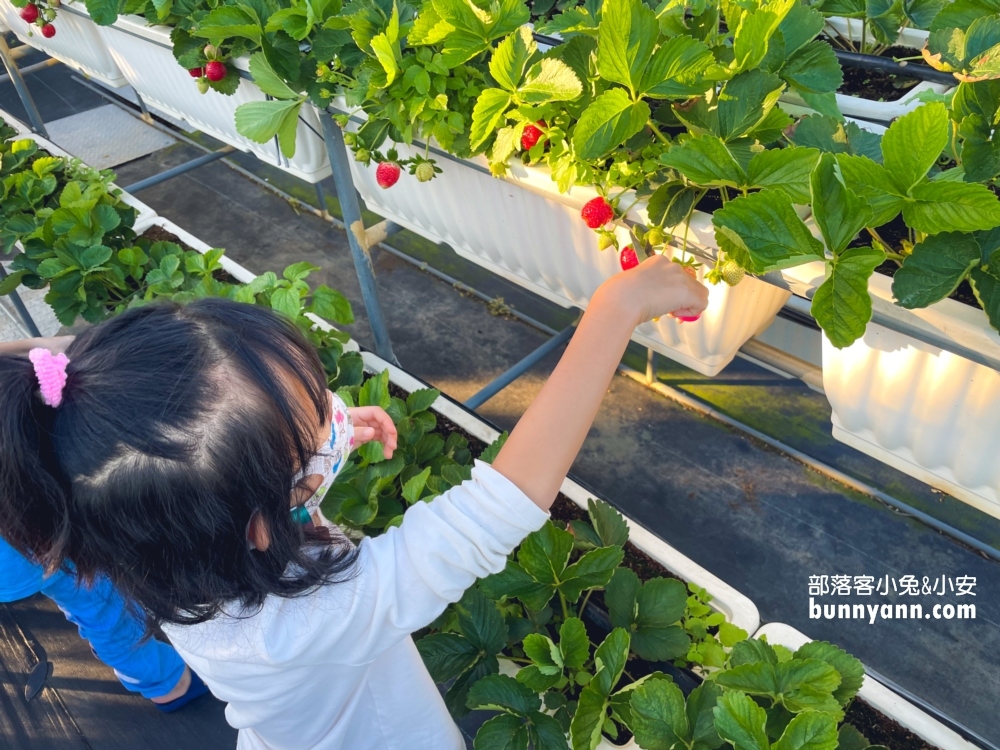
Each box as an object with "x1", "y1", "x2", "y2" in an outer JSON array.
[{"x1": 0, "y1": 352, "x2": 73, "y2": 572}]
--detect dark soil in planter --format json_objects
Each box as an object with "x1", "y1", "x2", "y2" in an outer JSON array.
[
  {"x1": 846, "y1": 699, "x2": 937, "y2": 750},
  {"x1": 830, "y1": 46, "x2": 921, "y2": 102},
  {"x1": 138, "y1": 225, "x2": 240, "y2": 285}
]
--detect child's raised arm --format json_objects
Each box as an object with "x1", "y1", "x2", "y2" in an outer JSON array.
[{"x1": 492, "y1": 256, "x2": 707, "y2": 511}]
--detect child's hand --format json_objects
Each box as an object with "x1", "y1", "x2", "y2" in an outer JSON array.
[
  {"x1": 604, "y1": 254, "x2": 708, "y2": 325},
  {"x1": 348, "y1": 407, "x2": 398, "y2": 459}
]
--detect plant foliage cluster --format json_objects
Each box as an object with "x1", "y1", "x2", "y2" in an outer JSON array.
[
  {"x1": 34, "y1": 0, "x2": 1000, "y2": 346},
  {"x1": 3, "y1": 123, "x2": 897, "y2": 750}
]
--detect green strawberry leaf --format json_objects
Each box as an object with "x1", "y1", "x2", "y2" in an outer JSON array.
[
  {"x1": 713, "y1": 689, "x2": 770, "y2": 750},
  {"x1": 903, "y1": 180, "x2": 1000, "y2": 234},
  {"x1": 745, "y1": 147, "x2": 820, "y2": 204},
  {"x1": 467, "y1": 673, "x2": 540, "y2": 716},
  {"x1": 490, "y1": 26, "x2": 534, "y2": 92},
  {"x1": 892, "y1": 232, "x2": 982, "y2": 309},
  {"x1": 772, "y1": 711, "x2": 839, "y2": 750},
  {"x1": 597, "y1": 0, "x2": 658, "y2": 95},
  {"x1": 835, "y1": 154, "x2": 906, "y2": 228},
  {"x1": 881, "y1": 102, "x2": 949, "y2": 193},
  {"x1": 416, "y1": 632, "x2": 480, "y2": 683},
  {"x1": 660, "y1": 135, "x2": 746, "y2": 188},
  {"x1": 781, "y1": 40, "x2": 843, "y2": 94},
  {"x1": 712, "y1": 189, "x2": 825, "y2": 274},
  {"x1": 629, "y1": 677, "x2": 689, "y2": 750},
  {"x1": 811, "y1": 245, "x2": 885, "y2": 349},
  {"x1": 572, "y1": 88, "x2": 651, "y2": 160},
  {"x1": 810, "y1": 152, "x2": 873, "y2": 255}
]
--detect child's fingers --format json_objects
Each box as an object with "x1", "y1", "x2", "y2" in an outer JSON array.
[{"x1": 355, "y1": 425, "x2": 377, "y2": 443}]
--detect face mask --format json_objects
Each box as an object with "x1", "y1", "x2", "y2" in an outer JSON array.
[{"x1": 291, "y1": 391, "x2": 354, "y2": 524}]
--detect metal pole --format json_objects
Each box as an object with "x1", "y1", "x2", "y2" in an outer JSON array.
[
  {"x1": 0, "y1": 57, "x2": 59, "y2": 85},
  {"x1": 122, "y1": 146, "x2": 235, "y2": 193},
  {"x1": 465, "y1": 323, "x2": 576, "y2": 409},
  {"x1": 646, "y1": 348, "x2": 656, "y2": 385},
  {"x1": 319, "y1": 115, "x2": 398, "y2": 365},
  {"x1": 0, "y1": 264, "x2": 42, "y2": 337},
  {"x1": 314, "y1": 182, "x2": 329, "y2": 219},
  {"x1": 0, "y1": 35, "x2": 47, "y2": 137}
]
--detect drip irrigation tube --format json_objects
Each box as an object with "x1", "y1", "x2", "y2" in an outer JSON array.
[
  {"x1": 75, "y1": 77, "x2": 1000, "y2": 565},
  {"x1": 832, "y1": 49, "x2": 957, "y2": 85}
]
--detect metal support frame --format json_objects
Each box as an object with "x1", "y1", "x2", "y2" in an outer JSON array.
[
  {"x1": 0, "y1": 264, "x2": 42, "y2": 337},
  {"x1": 123, "y1": 145, "x2": 235, "y2": 193},
  {"x1": 0, "y1": 33, "x2": 47, "y2": 136},
  {"x1": 0, "y1": 57, "x2": 59, "y2": 85},
  {"x1": 465, "y1": 323, "x2": 577, "y2": 410},
  {"x1": 320, "y1": 115, "x2": 398, "y2": 365}
]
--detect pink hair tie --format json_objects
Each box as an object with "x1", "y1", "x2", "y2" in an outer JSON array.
[{"x1": 28, "y1": 348, "x2": 70, "y2": 407}]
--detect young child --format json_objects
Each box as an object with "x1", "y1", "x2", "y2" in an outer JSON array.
[
  {"x1": 0, "y1": 257, "x2": 706, "y2": 749},
  {"x1": 0, "y1": 338, "x2": 206, "y2": 713}
]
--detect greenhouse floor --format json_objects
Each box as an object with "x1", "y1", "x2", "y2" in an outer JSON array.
[{"x1": 1, "y1": 61, "x2": 999, "y2": 749}]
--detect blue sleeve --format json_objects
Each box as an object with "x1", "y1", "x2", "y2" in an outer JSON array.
[{"x1": 0, "y1": 537, "x2": 45, "y2": 602}]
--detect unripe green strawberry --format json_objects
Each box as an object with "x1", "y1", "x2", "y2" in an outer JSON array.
[
  {"x1": 645, "y1": 226, "x2": 665, "y2": 247},
  {"x1": 597, "y1": 231, "x2": 617, "y2": 251},
  {"x1": 355, "y1": 148, "x2": 370, "y2": 164},
  {"x1": 721, "y1": 259, "x2": 745, "y2": 286},
  {"x1": 415, "y1": 161, "x2": 435, "y2": 182},
  {"x1": 197, "y1": 78, "x2": 210, "y2": 95}
]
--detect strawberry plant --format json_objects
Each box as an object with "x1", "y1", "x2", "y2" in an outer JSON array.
[
  {"x1": 417, "y1": 497, "x2": 750, "y2": 748},
  {"x1": 627, "y1": 636, "x2": 884, "y2": 750},
  {"x1": 922, "y1": 0, "x2": 1000, "y2": 81},
  {"x1": 715, "y1": 101, "x2": 1000, "y2": 346},
  {"x1": 320, "y1": 368, "x2": 478, "y2": 529}
]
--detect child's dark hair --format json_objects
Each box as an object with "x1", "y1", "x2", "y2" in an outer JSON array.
[{"x1": 0, "y1": 298, "x2": 358, "y2": 626}]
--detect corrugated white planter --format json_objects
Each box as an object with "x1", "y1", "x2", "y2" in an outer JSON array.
[
  {"x1": 780, "y1": 216, "x2": 1000, "y2": 520},
  {"x1": 0, "y1": 106, "x2": 158, "y2": 229},
  {"x1": 335, "y1": 105, "x2": 792, "y2": 377},
  {"x1": 92, "y1": 14, "x2": 331, "y2": 183},
  {"x1": 822, "y1": 274, "x2": 1000, "y2": 521},
  {"x1": 755, "y1": 623, "x2": 978, "y2": 750},
  {"x1": 0, "y1": 0, "x2": 127, "y2": 87},
  {"x1": 781, "y1": 18, "x2": 952, "y2": 123}
]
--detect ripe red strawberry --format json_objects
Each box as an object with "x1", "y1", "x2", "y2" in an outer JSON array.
[
  {"x1": 20, "y1": 4, "x2": 39, "y2": 22},
  {"x1": 204, "y1": 60, "x2": 227, "y2": 82},
  {"x1": 189, "y1": 67, "x2": 204, "y2": 78},
  {"x1": 41, "y1": 23, "x2": 55, "y2": 37},
  {"x1": 581, "y1": 197, "x2": 614, "y2": 229},
  {"x1": 521, "y1": 121, "x2": 545, "y2": 151},
  {"x1": 619, "y1": 246, "x2": 638, "y2": 271},
  {"x1": 376, "y1": 161, "x2": 401, "y2": 189}
]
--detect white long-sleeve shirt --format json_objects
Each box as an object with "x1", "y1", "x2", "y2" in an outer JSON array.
[{"x1": 162, "y1": 461, "x2": 548, "y2": 750}]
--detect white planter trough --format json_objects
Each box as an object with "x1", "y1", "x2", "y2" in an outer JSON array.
[
  {"x1": 821, "y1": 273, "x2": 1000, "y2": 521},
  {"x1": 0, "y1": 107, "x2": 157, "y2": 229},
  {"x1": 755, "y1": 623, "x2": 979, "y2": 750},
  {"x1": 336, "y1": 104, "x2": 792, "y2": 377},
  {"x1": 781, "y1": 19, "x2": 952, "y2": 123},
  {"x1": 362, "y1": 349, "x2": 760, "y2": 750},
  {"x1": 92, "y1": 14, "x2": 331, "y2": 183},
  {"x1": 139, "y1": 215, "x2": 256, "y2": 285},
  {"x1": 0, "y1": 0, "x2": 127, "y2": 87}
]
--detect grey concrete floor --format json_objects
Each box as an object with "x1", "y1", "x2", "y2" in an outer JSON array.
[{"x1": 1, "y1": 64, "x2": 998, "y2": 747}]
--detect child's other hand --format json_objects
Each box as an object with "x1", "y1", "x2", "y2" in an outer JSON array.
[
  {"x1": 602, "y1": 254, "x2": 708, "y2": 325},
  {"x1": 348, "y1": 407, "x2": 398, "y2": 459}
]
